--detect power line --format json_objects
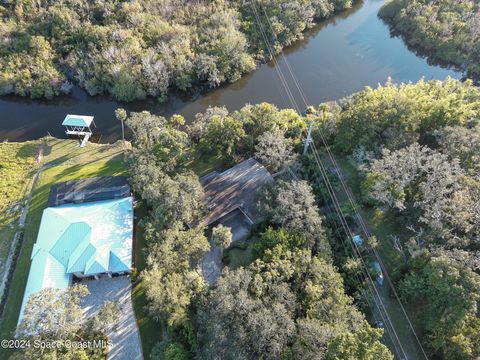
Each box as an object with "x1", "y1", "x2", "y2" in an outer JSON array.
[
  {"x1": 248, "y1": 2, "x2": 427, "y2": 358},
  {"x1": 308, "y1": 141, "x2": 407, "y2": 359},
  {"x1": 248, "y1": 2, "x2": 407, "y2": 357}
]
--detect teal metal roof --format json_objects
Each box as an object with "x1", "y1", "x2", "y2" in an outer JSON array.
[
  {"x1": 19, "y1": 197, "x2": 133, "y2": 325},
  {"x1": 62, "y1": 114, "x2": 94, "y2": 127},
  {"x1": 67, "y1": 244, "x2": 96, "y2": 273},
  {"x1": 50, "y1": 222, "x2": 91, "y2": 267}
]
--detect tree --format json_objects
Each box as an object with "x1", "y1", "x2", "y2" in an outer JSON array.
[
  {"x1": 398, "y1": 252, "x2": 480, "y2": 358},
  {"x1": 325, "y1": 321, "x2": 393, "y2": 360},
  {"x1": 195, "y1": 242, "x2": 381, "y2": 360},
  {"x1": 14, "y1": 285, "x2": 113, "y2": 360},
  {"x1": 125, "y1": 111, "x2": 205, "y2": 228},
  {"x1": 195, "y1": 267, "x2": 296, "y2": 360},
  {"x1": 434, "y1": 124, "x2": 480, "y2": 175},
  {"x1": 115, "y1": 108, "x2": 127, "y2": 141},
  {"x1": 195, "y1": 108, "x2": 246, "y2": 160},
  {"x1": 18, "y1": 285, "x2": 89, "y2": 338},
  {"x1": 142, "y1": 222, "x2": 209, "y2": 327},
  {"x1": 362, "y1": 143, "x2": 478, "y2": 247},
  {"x1": 334, "y1": 78, "x2": 480, "y2": 153},
  {"x1": 164, "y1": 343, "x2": 189, "y2": 360},
  {"x1": 147, "y1": 172, "x2": 205, "y2": 228},
  {"x1": 143, "y1": 268, "x2": 205, "y2": 327},
  {"x1": 259, "y1": 179, "x2": 330, "y2": 256},
  {"x1": 146, "y1": 222, "x2": 210, "y2": 269},
  {"x1": 254, "y1": 128, "x2": 298, "y2": 172},
  {"x1": 126, "y1": 111, "x2": 190, "y2": 174},
  {"x1": 211, "y1": 224, "x2": 232, "y2": 249},
  {"x1": 253, "y1": 227, "x2": 305, "y2": 258},
  {"x1": 290, "y1": 318, "x2": 338, "y2": 360},
  {"x1": 87, "y1": 300, "x2": 121, "y2": 334}
]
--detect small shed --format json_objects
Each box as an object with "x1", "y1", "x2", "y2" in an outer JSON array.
[{"x1": 62, "y1": 114, "x2": 95, "y2": 147}]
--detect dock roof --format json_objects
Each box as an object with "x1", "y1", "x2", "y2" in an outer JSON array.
[{"x1": 62, "y1": 114, "x2": 94, "y2": 127}]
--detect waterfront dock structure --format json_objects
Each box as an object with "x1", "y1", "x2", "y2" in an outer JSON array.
[{"x1": 62, "y1": 114, "x2": 95, "y2": 147}]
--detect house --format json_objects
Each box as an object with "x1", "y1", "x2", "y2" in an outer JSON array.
[
  {"x1": 199, "y1": 158, "x2": 273, "y2": 284},
  {"x1": 200, "y1": 158, "x2": 274, "y2": 240},
  {"x1": 18, "y1": 177, "x2": 133, "y2": 325}
]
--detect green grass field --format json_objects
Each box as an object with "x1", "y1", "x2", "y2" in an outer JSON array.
[
  {"x1": 0, "y1": 138, "x2": 127, "y2": 358},
  {"x1": 0, "y1": 141, "x2": 38, "y2": 281}
]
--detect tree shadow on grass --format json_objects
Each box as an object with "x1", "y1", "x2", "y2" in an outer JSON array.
[{"x1": 52, "y1": 153, "x2": 127, "y2": 182}]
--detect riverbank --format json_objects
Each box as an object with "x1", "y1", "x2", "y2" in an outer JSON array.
[
  {"x1": 379, "y1": 0, "x2": 479, "y2": 82},
  {"x1": 0, "y1": 0, "x2": 460, "y2": 143}
]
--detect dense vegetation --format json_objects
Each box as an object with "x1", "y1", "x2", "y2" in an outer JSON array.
[
  {"x1": 379, "y1": 0, "x2": 480, "y2": 81},
  {"x1": 126, "y1": 79, "x2": 480, "y2": 359},
  {"x1": 123, "y1": 103, "x2": 391, "y2": 359},
  {"x1": 319, "y1": 77, "x2": 480, "y2": 359},
  {"x1": 0, "y1": 0, "x2": 352, "y2": 101}
]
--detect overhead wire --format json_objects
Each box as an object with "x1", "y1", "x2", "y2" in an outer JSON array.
[
  {"x1": 253, "y1": 3, "x2": 428, "y2": 358},
  {"x1": 247, "y1": 1, "x2": 414, "y2": 358}
]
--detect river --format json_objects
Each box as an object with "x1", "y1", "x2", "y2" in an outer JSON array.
[{"x1": 0, "y1": 0, "x2": 460, "y2": 142}]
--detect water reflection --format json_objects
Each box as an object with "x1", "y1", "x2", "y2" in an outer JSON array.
[{"x1": 0, "y1": 0, "x2": 460, "y2": 142}]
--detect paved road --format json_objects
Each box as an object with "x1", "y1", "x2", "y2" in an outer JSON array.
[{"x1": 81, "y1": 276, "x2": 143, "y2": 360}]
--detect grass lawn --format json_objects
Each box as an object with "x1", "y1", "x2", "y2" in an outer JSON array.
[
  {"x1": 224, "y1": 238, "x2": 257, "y2": 269},
  {"x1": 186, "y1": 150, "x2": 223, "y2": 177},
  {"x1": 0, "y1": 141, "x2": 38, "y2": 280},
  {"x1": 0, "y1": 138, "x2": 127, "y2": 358},
  {"x1": 131, "y1": 202, "x2": 164, "y2": 358}
]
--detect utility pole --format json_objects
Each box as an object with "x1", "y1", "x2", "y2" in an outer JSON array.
[{"x1": 303, "y1": 121, "x2": 314, "y2": 155}]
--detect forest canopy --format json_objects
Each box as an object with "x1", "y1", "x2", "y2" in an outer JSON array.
[
  {"x1": 379, "y1": 0, "x2": 480, "y2": 81},
  {"x1": 318, "y1": 77, "x2": 480, "y2": 359},
  {"x1": 0, "y1": 0, "x2": 352, "y2": 101}
]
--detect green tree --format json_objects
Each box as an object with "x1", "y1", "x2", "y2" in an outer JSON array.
[
  {"x1": 18, "y1": 285, "x2": 89, "y2": 338},
  {"x1": 254, "y1": 128, "x2": 298, "y2": 172},
  {"x1": 142, "y1": 222, "x2": 209, "y2": 327},
  {"x1": 115, "y1": 108, "x2": 127, "y2": 141},
  {"x1": 259, "y1": 179, "x2": 331, "y2": 256},
  {"x1": 164, "y1": 343, "x2": 189, "y2": 360},
  {"x1": 14, "y1": 285, "x2": 113, "y2": 360},
  {"x1": 325, "y1": 321, "x2": 393, "y2": 360},
  {"x1": 211, "y1": 224, "x2": 233, "y2": 249},
  {"x1": 399, "y1": 252, "x2": 480, "y2": 358},
  {"x1": 334, "y1": 78, "x2": 480, "y2": 153}
]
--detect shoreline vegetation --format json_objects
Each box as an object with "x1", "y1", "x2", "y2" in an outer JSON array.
[
  {"x1": 0, "y1": 0, "x2": 352, "y2": 102},
  {"x1": 379, "y1": 0, "x2": 480, "y2": 82},
  {"x1": 0, "y1": 77, "x2": 479, "y2": 358}
]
